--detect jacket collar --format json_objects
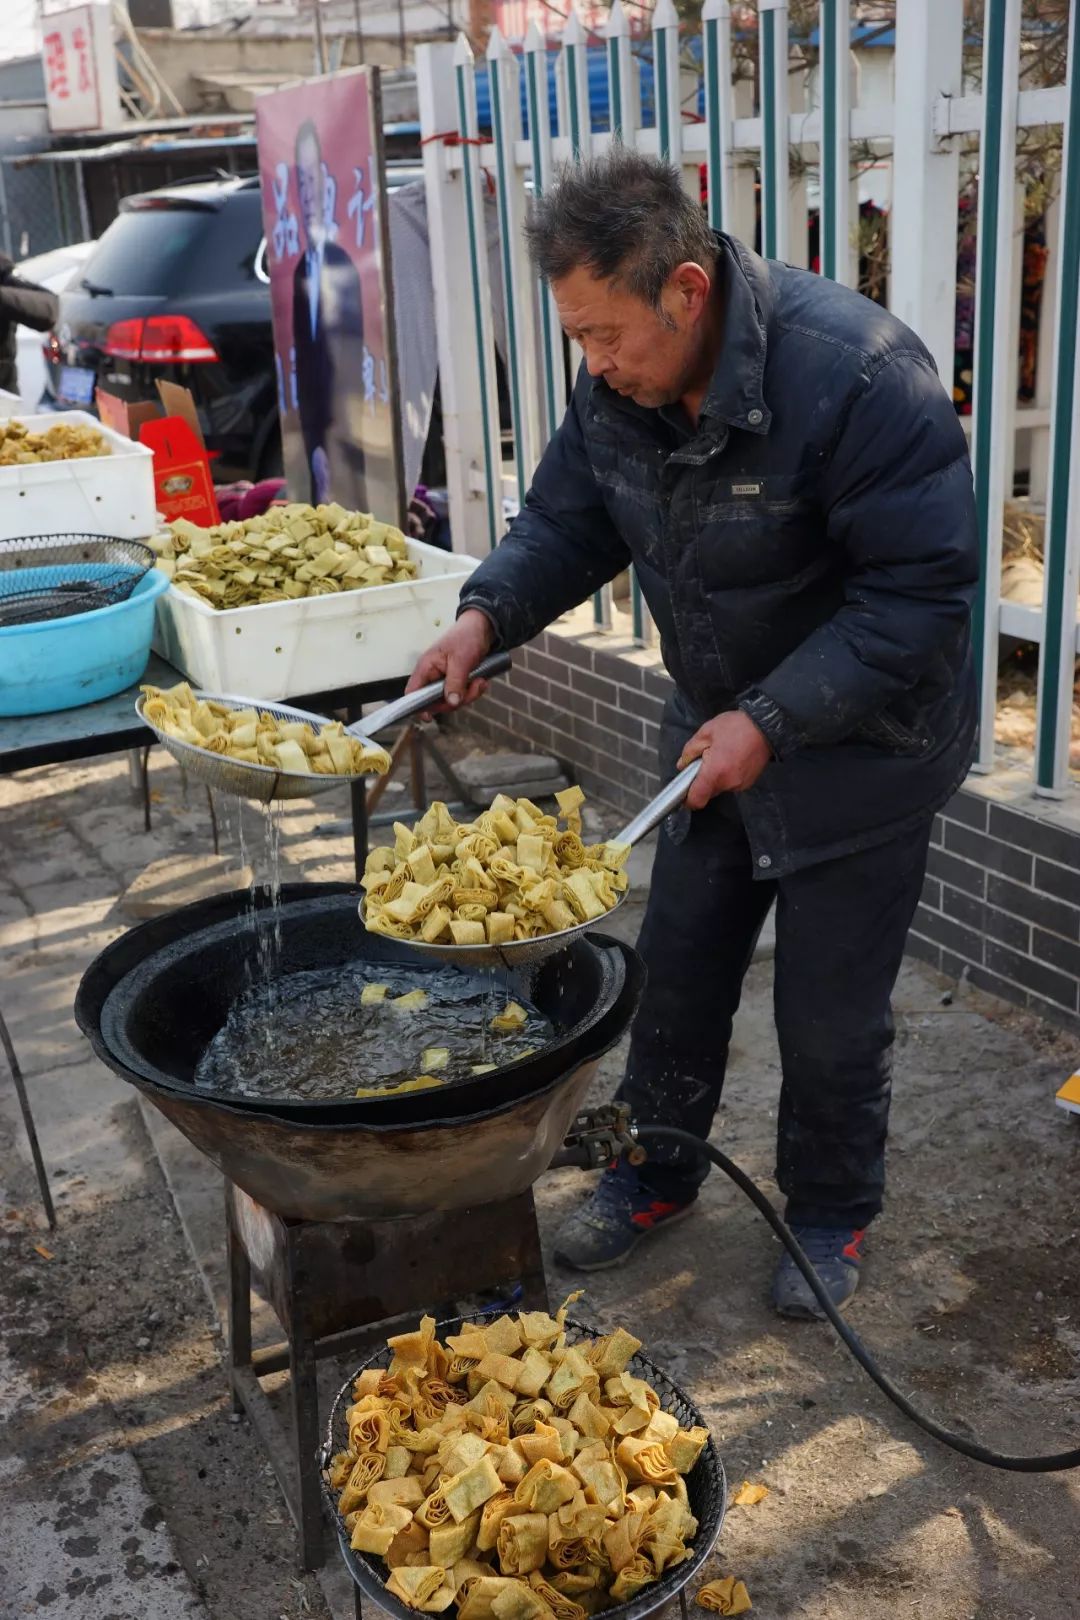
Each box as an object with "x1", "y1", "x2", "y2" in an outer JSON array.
[
  {"x1": 589, "y1": 232, "x2": 773, "y2": 436},
  {"x1": 701, "y1": 234, "x2": 772, "y2": 435}
]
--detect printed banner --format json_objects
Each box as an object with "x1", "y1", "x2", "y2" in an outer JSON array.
[{"x1": 255, "y1": 68, "x2": 403, "y2": 522}]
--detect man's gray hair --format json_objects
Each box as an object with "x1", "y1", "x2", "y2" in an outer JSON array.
[{"x1": 524, "y1": 147, "x2": 717, "y2": 310}]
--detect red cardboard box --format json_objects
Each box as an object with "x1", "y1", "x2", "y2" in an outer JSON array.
[{"x1": 97, "y1": 381, "x2": 220, "y2": 527}]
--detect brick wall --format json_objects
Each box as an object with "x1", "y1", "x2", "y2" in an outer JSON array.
[
  {"x1": 466, "y1": 623, "x2": 673, "y2": 818},
  {"x1": 909, "y1": 792, "x2": 1080, "y2": 1033},
  {"x1": 464, "y1": 621, "x2": 1080, "y2": 1031}
]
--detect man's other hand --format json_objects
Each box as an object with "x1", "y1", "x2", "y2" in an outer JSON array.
[
  {"x1": 406, "y1": 609, "x2": 496, "y2": 715},
  {"x1": 678, "y1": 711, "x2": 772, "y2": 808}
]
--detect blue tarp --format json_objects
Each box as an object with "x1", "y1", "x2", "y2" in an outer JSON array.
[{"x1": 472, "y1": 40, "x2": 707, "y2": 138}]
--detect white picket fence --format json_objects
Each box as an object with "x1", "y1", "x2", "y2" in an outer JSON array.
[{"x1": 415, "y1": 0, "x2": 1080, "y2": 795}]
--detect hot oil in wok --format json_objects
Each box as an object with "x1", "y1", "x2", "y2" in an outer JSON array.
[{"x1": 194, "y1": 963, "x2": 552, "y2": 1102}]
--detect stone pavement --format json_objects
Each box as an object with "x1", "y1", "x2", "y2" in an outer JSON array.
[
  {"x1": 0, "y1": 746, "x2": 373, "y2": 1620},
  {"x1": 4, "y1": 739, "x2": 1077, "y2": 1620},
  {"x1": 0, "y1": 736, "x2": 763, "y2": 1620}
]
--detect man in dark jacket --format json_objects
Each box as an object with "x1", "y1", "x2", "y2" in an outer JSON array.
[
  {"x1": 408, "y1": 150, "x2": 978, "y2": 1318},
  {"x1": 0, "y1": 255, "x2": 59, "y2": 396}
]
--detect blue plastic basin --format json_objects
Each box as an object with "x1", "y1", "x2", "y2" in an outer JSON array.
[{"x1": 0, "y1": 566, "x2": 170, "y2": 717}]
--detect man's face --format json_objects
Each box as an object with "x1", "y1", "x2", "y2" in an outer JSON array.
[
  {"x1": 296, "y1": 132, "x2": 324, "y2": 243},
  {"x1": 551, "y1": 263, "x2": 709, "y2": 409}
]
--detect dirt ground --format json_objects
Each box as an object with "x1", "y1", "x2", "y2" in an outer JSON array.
[{"x1": 2, "y1": 734, "x2": 1079, "y2": 1620}]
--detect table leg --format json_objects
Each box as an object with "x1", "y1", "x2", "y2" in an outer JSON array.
[
  {"x1": 349, "y1": 776, "x2": 368, "y2": 884},
  {"x1": 0, "y1": 1002, "x2": 55, "y2": 1229},
  {"x1": 140, "y1": 743, "x2": 153, "y2": 833},
  {"x1": 291, "y1": 1331, "x2": 323, "y2": 1570},
  {"x1": 205, "y1": 786, "x2": 220, "y2": 856},
  {"x1": 227, "y1": 1199, "x2": 252, "y2": 1413}
]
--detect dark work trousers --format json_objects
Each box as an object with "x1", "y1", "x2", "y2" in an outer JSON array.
[{"x1": 617, "y1": 778, "x2": 933, "y2": 1230}]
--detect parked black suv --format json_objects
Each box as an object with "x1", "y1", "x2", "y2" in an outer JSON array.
[{"x1": 43, "y1": 176, "x2": 281, "y2": 481}]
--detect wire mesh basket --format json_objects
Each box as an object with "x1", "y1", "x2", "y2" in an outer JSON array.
[
  {"x1": 320, "y1": 1314, "x2": 728, "y2": 1620},
  {"x1": 0, "y1": 535, "x2": 155, "y2": 630}
]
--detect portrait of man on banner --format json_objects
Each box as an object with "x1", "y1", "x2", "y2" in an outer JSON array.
[
  {"x1": 256, "y1": 68, "x2": 402, "y2": 521},
  {"x1": 292, "y1": 116, "x2": 366, "y2": 505}
]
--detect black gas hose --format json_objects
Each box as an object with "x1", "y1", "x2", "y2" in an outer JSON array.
[{"x1": 636, "y1": 1124, "x2": 1080, "y2": 1474}]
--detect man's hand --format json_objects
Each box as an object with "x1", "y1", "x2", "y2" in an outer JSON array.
[
  {"x1": 406, "y1": 608, "x2": 495, "y2": 714},
  {"x1": 678, "y1": 710, "x2": 772, "y2": 809}
]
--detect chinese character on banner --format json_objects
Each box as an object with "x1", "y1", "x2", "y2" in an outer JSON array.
[
  {"x1": 72, "y1": 26, "x2": 93, "y2": 95},
  {"x1": 44, "y1": 32, "x2": 69, "y2": 101},
  {"x1": 347, "y1": 166, "x2": 377, "y2": 250},
  {"x1": 361, "y1": 345, "x2": 376, "y2": 407},
  {"x1": 270, "y1": 161, "x2": 300, "y2": 261}
]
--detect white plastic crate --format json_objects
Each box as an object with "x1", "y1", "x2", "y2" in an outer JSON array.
[
  {"x1": 151, "y1": 534, "x2": 479, "y2": 699},
  {"x1": 0, "y1": 410, "x2": 157, "y2": 543}
]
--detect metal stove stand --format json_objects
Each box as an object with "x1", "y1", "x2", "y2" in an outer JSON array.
[{"x1": 225, "y1": 1180, "x2": 548, "y2": 1571}]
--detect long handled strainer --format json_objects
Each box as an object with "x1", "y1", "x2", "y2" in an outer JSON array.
[
  {"x1": 359, "y1": 757, "x2": 703, "y2": 969},
  {"x1": 135, "y1": 653, "x2": 512, "y2": 803}
]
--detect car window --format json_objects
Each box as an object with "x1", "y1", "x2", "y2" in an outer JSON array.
[
  {"x1": 209, "y1": 195, "x2": 267, "y2": 287},
  {"x1": 80, "y1": 208, "x2": 214, "y2": 296}
]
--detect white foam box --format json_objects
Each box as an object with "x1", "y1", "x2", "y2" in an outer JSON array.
[
  {"x1": 0, "y1": 410, "x2": 157, "y2": 542},
  {"x1": 151, "y1": 534, "x2": 479, "y2": 699}
]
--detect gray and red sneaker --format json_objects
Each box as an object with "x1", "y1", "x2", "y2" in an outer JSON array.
[
  {"x1": 553, "y1": 1161, "x2": 697, "y2": 1272},
  {"x1": 771, "y1": 1225, "x2": 866, "y2": 1320}
]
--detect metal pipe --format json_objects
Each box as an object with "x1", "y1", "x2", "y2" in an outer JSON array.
[
  {"x1": 0, "y1": 1002, "x2": 55, "y2": 1229},
  {"x1": 314, "y1": 0, "x2": 329, "y2": 74}
]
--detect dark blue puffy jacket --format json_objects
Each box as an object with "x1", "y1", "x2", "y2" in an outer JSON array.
[{"x1": 460, "y1": 233, "x2": 979, "y2": 876}]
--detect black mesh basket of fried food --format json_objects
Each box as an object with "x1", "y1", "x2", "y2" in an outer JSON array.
[
  {"x1": 0, "y1": 535, "x2": 155, "y2": 629},
  {"x1": 320, "y1": 1314, "x2": 728, "y2": 1620}
]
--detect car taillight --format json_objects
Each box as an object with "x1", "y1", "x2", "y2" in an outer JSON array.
[
  {"x1": 140, "y1": 315, "x2": 218, "y2": 363},
  {"x1": 103, "y1": 315, "x2": 219, "y2": 364},
  {"x1": 103, "y1": 318, "x2": 145, "y2": 360},
  {"x1": 42, "y1": 332, "x2": 63, "y2": 363}
]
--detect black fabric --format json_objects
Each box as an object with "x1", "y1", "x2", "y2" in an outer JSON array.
[
  {"x1": 291, "y1": 240, "x2": 365, "y2": 501},
  {"x1": 0, "y1": 254, "x2": 59, "y2": 394},
  {"x1": 459, "y1": 233, "x2": 979, "y2": 877},
  {"x1": 616, "y1": 693, "x2": 933, "y2": 1229}
]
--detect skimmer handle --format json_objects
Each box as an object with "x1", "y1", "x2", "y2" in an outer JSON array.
[
  {"x1": 348, "y1": 652, "x2": 513, "y2": 738},
  {"x1": 614, "y1": 760, "x2": 702, "y2": 848}
]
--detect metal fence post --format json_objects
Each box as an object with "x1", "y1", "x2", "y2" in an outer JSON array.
[
  {"x1": 605, "y1": 0, "x2": 639, "y2": 148},
  {"x1": 758, "y1": 0, "x2": 789, "y2": 260},
  {"x1": 556, "y1": 7, "x2": 612, "y2": 632},
  {"x1": 702, "y1": 0, "x2": 733, "y2": 233},
  {"x1": 1035, "y1": 0, "x2": 1080, "y2": 795},
  {"x1": 607, "y1": 0, "x2": 651, "y2": 647},
  {"x1": 417, "y1": 41, "x2": 502, "y2": 559},
  {"x1": 891, "y1": 0, "x2": 962, "y2": 384},
  {"x1": 487, "y1": 26, "x2": 543, "y2": 501},
  {"x1": 561, "y1": 7, "x2": 591, "y2": 164},
  {"x1": 971, "y1": 0, "x2": 1022, "y2": 772},
  {"x1": 653, "y1": 0, "x2": 682, "y2": 169},
  {"x1": 523, "y1": 23, "x2": 567, "y2": 449},
  {"x1": 453, "y1": 33, "x2": 505, "y2": 553},
  {"x1": 819, "y1": 0, "x2": 851, "y2": 284}
]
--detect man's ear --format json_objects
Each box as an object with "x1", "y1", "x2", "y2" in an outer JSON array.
[{"x1": 670, "y1": 260, "x2": 712, "y2": 320}]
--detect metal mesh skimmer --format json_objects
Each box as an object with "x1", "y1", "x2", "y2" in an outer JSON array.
[{"x1": 0, "y1": 535, "x2": 155, "y2": 629}]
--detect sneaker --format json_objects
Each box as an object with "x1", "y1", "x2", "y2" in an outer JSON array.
[
  {"x1": 553, "y1": 1161, "x2": 696, "y2": 1272},
  {"x1": 771, "y1": 1225, "x2": 866, "y2": 1320}
]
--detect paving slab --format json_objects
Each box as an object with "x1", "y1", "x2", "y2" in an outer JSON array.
[
  {"x1": 120, "y1": 854, "x2": 256, "y2": 920},
  {"x1": 4, "y1": 730, "x2": 1080, "y2": 1620}
]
